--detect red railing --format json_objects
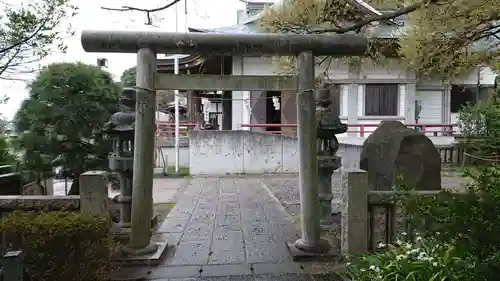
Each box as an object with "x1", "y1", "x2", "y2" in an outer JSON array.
[
  {"x1": 238, "y1": 123, "x2": 457, "y2": 137},
  {"x1": 156, "y1": 122, "x2": 197, "y2": 137}
]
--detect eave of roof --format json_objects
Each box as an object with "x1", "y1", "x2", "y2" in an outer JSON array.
[{"x1": 156, "y1": 54, "x2": 206, "y2": 72}]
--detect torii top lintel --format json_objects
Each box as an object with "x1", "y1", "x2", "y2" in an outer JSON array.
[{"x1": 80, "y1": 30, "x2": 367, "y2": 57}]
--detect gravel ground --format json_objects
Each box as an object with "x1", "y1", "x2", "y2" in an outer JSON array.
[{"x1": 259, "y1": 171, "x2": 471, "y2": 248}]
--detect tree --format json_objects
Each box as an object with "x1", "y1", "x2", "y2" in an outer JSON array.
[
  {"x1": 260, "y1": 0, "x2": 500, "y2": 80},
  {"x1": 120, "y1": 66, "x2": 137, "y2": 87},
  {"x1": 120, "y1": 66, "x2": 175, "y2": 113},
  {"x1": 101, "y1": 0, "x2": 182, "y2": 26},
  {"x1": 0, "y1": 0, "x2": 77, "y2": 80},
  {"x1": 0, "y1": 134, "x2": 15, "y2": 165},
  {"x1": 14, "y1": 62, "x2": 120, "y2": 194}
]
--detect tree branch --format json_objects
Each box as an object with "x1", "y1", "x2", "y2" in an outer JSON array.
[
  {"x1": 101, "y1": 0, "x2": 183, "y2": 25},
  {"x1": 0, "y1": 13, "x2": 51, "y2": 55},
  {"x1": 311, "y1": 1, "x2": 430, "y2": 34}
]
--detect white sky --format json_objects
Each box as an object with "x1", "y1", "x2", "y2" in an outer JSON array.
[{"x1": 0, "y1": 0, "x2": 246, "y2": 120}]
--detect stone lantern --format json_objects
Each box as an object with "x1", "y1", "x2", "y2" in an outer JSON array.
[
  {"x1": 105, "y1": 87, "x2": 136, "y2": 228},
  {"x1": 315, "y1": 81, "x2": 347, "y2": 225}
]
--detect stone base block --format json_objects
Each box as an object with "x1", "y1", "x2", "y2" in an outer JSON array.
[
  {"x1": 115, "y1": 242, "x2": 168, "y2": 266},
  {"x1": 111, "y1": 214, "x2": 161, "y2": 244},
  {"x1": 287, "y1": 242, "x2": 341, "y2": 262}
]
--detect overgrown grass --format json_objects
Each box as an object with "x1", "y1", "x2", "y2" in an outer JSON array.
[{"x1": 163, "y1": 166, "x2": 190, "y2": 177}]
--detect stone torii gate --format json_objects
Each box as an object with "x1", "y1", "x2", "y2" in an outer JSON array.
[{"x1": 81, "y1": 30, "x2": 367, "y2": 257}]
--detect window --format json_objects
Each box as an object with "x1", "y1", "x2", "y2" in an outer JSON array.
[{"x1": 365, "y1": 84, "x2": 399, "y2": 116}]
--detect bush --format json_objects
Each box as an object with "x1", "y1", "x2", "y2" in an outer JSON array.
[
  {"x1": 458, "y1": 88, "x2": 500, "y2": 163},
  {"x1": 344, "y1": 236, "x2": 475, "y2": 281},
  {"x1": 401, "y1": 166, "x2": 500, "y2": 279},
  {"x1": 344, "y1": 166, "x2": 500, "y2": 280},
  {"x1": 0, "y1": 134, "x2": 15, "y2": 165},
  {"x1": 1, "y1": 211, "x2": 114, "y2": 281}
]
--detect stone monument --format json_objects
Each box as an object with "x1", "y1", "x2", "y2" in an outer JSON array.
[
  {"x1": 360, "y1": 120, "x2": 441, "y2": 190},
  {"x1": 315, "y1": 81, "x2": 348, "y2": 225},
  {"x1": 105, "y1": 87, "x2": 136, "y2": 227}
]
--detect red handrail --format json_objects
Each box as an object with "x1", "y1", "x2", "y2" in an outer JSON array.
[{"x1": 239, "y1": 123, "x2": 457, "y2": 137}]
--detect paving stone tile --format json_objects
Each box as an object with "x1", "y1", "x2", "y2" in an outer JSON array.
[
  {"x1": 253, "y1": 274, "x2": 314, "y2": 281},
  {"x1": 241, "y1": 211, "x2": 267, "y2": 223},
  {"x1": 200, "y1": 264, "x2": 252, "y2": 278},
  {"x1": 213, "y1": 230, "x2": 244, "y2": 246},
  {"x1": 215, "y1": 214, "x2": 242, "y2": 231},
  {"x1": 200, "y1": 276, "x2": 253, "y2": 281},
  {"x1": 197, "y1": 202, "x2": 218, "y2": 211},
  {"x1": 176, "y1": 197, "x2": 199, "y2": 207},
  {"x1": 152, "y1": 233, "x2": 183, "y2": 245},
  {"x1": 245, "y1": 238, "x2": 291, "y2": 263},
  {"x1": 219, "y1": 194, "x2": 238, "y2": 202},
  {"x1": 168, "y1": 205, "x2": 197, "y2": 218},
  {"x1": 182, "y1": 220, "x2": 214, "y2": 241},
  {"x1": 199, "y1": 194, "x2": 219, "y2": 202},
  {"x1": 208, "y1": 248, "x2": 246, "y2": 265},
  {"x1": 158, "y1": 216, "x2": 191, "y2": 233},
  {"x1": 192, "y1": 210, "x2": 217, "y2": 222},
  {"x1": 220, "y1": 186, "x2": 237, "y2": 194},
  {"x1": 251, "y1": 263, "x2": 304, "y2": 275},
  {"x1": 147, "y1": 265, "x2": 201, "y2": 279},
  {"x1": 217, "y1": 202, "x2": 240, "y2": 215},
  {"x1": 168, "y1": 241, "x2": 211, "y2": 266},
  {"x1": 209, "y1": 230, "x2": 246, "y2": 264},
  {"x1": 242, "y1": 223, "x2": 272, "y2": 239}
]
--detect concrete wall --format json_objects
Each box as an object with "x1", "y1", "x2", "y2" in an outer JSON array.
[
  {"x1": 156, "y1": 146, "x2": 190, "y2": 168},
  {"x1": 188, "y1": 131, "x2": 367, "y2": 175},
  {"x1": 189, "y1": 131, "x2": 456, "y2": 175}
]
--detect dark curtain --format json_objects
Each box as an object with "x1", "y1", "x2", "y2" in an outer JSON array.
[
  {"x1": 365, "y1": 84, "x2": 398, "y2": 116},
  {"x1": 450, "y1": 85, "x2": 477, "y2": 113}
]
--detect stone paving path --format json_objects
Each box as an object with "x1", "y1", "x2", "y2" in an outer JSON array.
[
  {"x1": 148, "y1": 177, "x2": 309, "y2": 280},
  {"x1": 116, "y1": 172, "x2": 467, "y2": 281}
]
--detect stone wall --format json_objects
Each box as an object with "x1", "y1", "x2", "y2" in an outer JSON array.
[{"x1": 0, "y1": 195, "x2": 80, "y2": 211}]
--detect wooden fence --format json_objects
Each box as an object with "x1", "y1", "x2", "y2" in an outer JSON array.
[{"x1": 340, "y1": 170, "x2": 462, "y2": 255}]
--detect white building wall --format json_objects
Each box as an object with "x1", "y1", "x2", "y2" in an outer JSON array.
[{"x1": 452, "y1": 66, "x2": 496, "y2": 85}]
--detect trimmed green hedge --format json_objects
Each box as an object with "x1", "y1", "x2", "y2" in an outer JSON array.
[{"x1": 1, "y1": 211, "x2": 114, "y2": 281}]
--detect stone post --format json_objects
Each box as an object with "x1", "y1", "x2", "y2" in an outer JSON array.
[
  {"x1": 341, "y1": 169, "x2": 369, "y2": 256},
  {"x1": 123, "y1": 48, "x2": 158, "y2": 255},
  {"x1": 79, "y1": 171, "x2": 110, "y2": 218},
  {"x1": 2, "y1": 251, "x2": 24, "y2": 281},
  {"x1": 292, "y1": 51, "x2": 330, "y2": 254},
  {"x1": 315, "y1": 81, "x2": 346, "y2": 226}
]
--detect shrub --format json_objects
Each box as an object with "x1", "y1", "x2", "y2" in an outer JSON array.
[
  {"x1": 458, "y1": 87, "x2": 500, "y2": 163},
  {"x1": 1, "y1": 211, "x2": 114, "y2": 281},
  {"x1": 344, "y1": 166, "x2": 500, "y2": 280},
  {"x1": 343, "y1": 236, "x2": 475, "y2": 281},
  {"x1": 0, "y1": 134, "x2": 15, "y2": 165}
]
